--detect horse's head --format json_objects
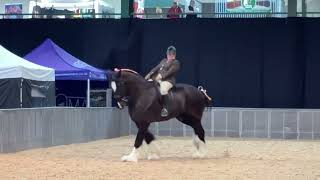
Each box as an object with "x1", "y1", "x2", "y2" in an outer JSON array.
[{"x1": 108, "y1": 68, "x2": 141, "y2": 108}]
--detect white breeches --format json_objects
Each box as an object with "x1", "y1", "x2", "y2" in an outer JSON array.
[{"x1": 159, "y1": 81, "x2": 173, "y2": 95}]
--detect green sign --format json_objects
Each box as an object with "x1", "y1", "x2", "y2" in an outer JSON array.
[
  {"x1": 227, "y1": 0, "x2": 271, "y2": 13},
  {"x1": 242, "y1": 0, "x2": 256, "y2": 9}
]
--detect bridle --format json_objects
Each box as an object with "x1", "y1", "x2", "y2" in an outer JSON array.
[{"x1": 112, "y1": 68, "x2": 139, "y2": 109}]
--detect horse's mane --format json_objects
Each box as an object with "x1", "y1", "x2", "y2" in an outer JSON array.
[
  {"x1": 115, "y1": 68, "x2": 145, "y2": 80},
  {"x1": 115, "y1": 68, "x2": 157, "y2": 89},
  {"x1": 118, "y1": 68, "x2": 139, "y2": 75}
]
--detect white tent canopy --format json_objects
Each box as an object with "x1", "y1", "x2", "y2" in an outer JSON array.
[{"x1": 0, "y1": 45, "x2": 55, "y2": 81}]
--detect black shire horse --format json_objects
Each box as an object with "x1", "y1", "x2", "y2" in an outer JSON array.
[{"x1": 108, "y1": 68, "x2": 212, "y2": 162}]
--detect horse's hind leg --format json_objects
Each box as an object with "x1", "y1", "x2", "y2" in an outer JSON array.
[
  {"x1": 177, "y1": 115, "x2": 207, "y2": 158},
  {"x1": 191, "y1": 121, "x2": 207, "y2": 158},
  {"x1": 145, "y1": 131, "x2": 160, "y2": 160}
]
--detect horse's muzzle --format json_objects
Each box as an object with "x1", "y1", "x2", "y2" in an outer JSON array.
[
  {"x1": 114, "y1": 96, "x2": 128, "y2": 109},
  {"x1": 117, "y1": 102, "x2": 124, "y2": 109}
]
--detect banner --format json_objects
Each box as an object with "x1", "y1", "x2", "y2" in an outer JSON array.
[
  {"x1": 226, "y1": 0, "x2": 271, "y2": 13},
  {"x1": 5, "y1": 4, "x2": 23, "y2": 19}
]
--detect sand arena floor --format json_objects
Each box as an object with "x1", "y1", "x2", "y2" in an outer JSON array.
[{"x1": 0, "y1": 136, "x2": 320, "y2": 180}]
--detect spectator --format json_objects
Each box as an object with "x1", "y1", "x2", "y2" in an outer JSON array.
[
  {"x1": 167, "y1": 1, "x2": 182, "y2": 19},
  {"x1": 186, "y1": 0, "x2": 198, "y2": 19},
  {"x1": 156, "y1": 7, "x2": 163, "y2": 19}
]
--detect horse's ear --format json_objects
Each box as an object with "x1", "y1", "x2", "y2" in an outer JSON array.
[{"x1": 114, "y1": 68, "x2": 121, "y2": 79}]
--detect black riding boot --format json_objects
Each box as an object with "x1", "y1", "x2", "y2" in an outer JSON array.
[{"x1": 161, "y1": 95, "x2": 169, "y2": 117}]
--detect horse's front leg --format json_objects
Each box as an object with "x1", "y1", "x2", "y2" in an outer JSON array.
[
  {"x1": 121, "y1": 123, "x2": 148, "y2": 162},
  {"x1": 145, "y1": 131, "x2": 160, "y2": 160}
]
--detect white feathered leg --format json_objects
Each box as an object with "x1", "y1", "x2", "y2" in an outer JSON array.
[
  {"x1": 192, "y1": 135, "x2": 207, "y2": 158},
  {"x1": 147, "y1": 141, "x2": 160, "y2": 160},
  {"x1": 121, "y1": 147, "x2": 139, "y2": 162}
]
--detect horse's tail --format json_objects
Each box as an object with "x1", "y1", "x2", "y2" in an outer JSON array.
[{"x1": 198, "y1": 86, "x2": 212, "y2": 106}]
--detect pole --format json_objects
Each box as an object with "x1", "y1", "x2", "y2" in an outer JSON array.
[
  {"x1": 87, "y1": 79, "x2": 90, "y2": 107},
  {"x1": 20, "y1": 78, "x2": 23, "y2": 108},
  {"x1": 288, "y1": 0, "x2": 297, "y2": 17}
]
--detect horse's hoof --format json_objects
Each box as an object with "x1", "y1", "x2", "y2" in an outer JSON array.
[
  {"x1": 121, "y1": 155, "x2": 138, "y2": 162},
  {"x1": 192, "y1": 152, "x2": 206, "y2": 159},
  {"x1": 147, "y1": 153, "x2": 160, "y2": 160}
]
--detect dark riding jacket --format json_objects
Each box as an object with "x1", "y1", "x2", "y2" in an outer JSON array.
[{"x1": 146, "y1": 59, "x2": 180, "y2": 85}]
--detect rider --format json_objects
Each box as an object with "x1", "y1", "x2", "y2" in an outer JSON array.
[{"x1": 145, "y1": 46, "x2": 181, "y2": 117}]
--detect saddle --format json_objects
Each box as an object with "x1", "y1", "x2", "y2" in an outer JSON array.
[
  {"x1": 149, "y1": 81, "x2": 177, "y2": 111},
  {"x1": 150, "y1": 80, "x2": 176, "y2": 96}
]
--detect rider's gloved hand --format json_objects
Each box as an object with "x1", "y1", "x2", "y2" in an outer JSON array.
[{"x1": 155, "y1": 74, "x2": 162, "y2": 81}]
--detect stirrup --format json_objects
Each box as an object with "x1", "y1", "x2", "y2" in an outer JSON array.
[{"x1": 161, "y1": 108, "x2": 168, "y2": 117}]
